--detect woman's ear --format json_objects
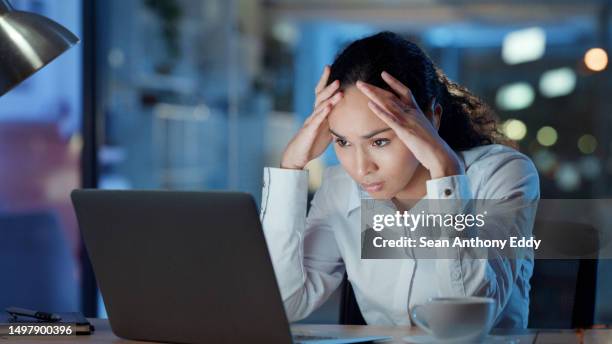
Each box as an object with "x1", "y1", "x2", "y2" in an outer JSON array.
[{"x1": 429, "y1": 98, "x2": 443, "y2": 131}]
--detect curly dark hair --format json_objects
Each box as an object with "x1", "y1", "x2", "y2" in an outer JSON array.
[{"x1": 328, "y1": 31, "x2": 512, "y2": 151}]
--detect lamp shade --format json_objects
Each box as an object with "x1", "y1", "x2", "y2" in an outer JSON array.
[{"x1": 0, "y1": 0, "x2": 79, "y2": 96}]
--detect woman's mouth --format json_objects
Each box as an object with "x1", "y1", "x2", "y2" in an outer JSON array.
[{"x1": 361, "y1": 182, "x2": 384, "y2": 192}]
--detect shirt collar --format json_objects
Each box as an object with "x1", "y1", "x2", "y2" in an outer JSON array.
[
  {"x1": 346, "y1": 179, "x2": 366, "y2": 217},
  {"x1": 346, "y1": 180, "x2": 398, "y2": 217}
]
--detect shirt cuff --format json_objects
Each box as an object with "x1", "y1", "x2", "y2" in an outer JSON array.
[
  {"x1": 260, "y1": 167, "x2": 309, "y2": 233},
  {"x1": 425, "y1": 175, "x2": 474, "y2": 231},
  {"x1": 426, "y1": 174, "x2": 473, "y2": 200}
]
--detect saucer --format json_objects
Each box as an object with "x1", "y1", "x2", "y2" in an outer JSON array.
[{"x1": 402, "y1": 334, "x2": 522, "y2": 344}]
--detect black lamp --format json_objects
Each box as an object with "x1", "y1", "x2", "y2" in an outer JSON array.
[{"x1": 0, "y1": 0, "x2": 79, "y2": 96}]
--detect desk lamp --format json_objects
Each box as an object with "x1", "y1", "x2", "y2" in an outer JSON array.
[{"x1": 0, "y1": 0, "x2": 79, "y2": 96}]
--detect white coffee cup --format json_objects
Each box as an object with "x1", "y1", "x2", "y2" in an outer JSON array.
[{"x1": 410, "y1": 297, "x2": 496, "y2": 343}]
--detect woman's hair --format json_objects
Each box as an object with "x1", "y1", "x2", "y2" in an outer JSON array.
[{"x1": 328, "y1": 31, "x2": 512, "y2": 151}]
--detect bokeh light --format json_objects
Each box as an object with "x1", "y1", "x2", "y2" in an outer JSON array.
[
  {"x1": 502, "y1": 27, "x2": 546, "y2": 65},
  {"x1": 536, "y1": 126, "x2": 558, "y2": 146},
  {"x1": 579, "y1": 156, "x2": 602, "y2": 180},
  {"x1": 577, "y1": 134, "x2": 597, "y2": 154},
  {"x1": 496, "y1": 83, "x2": 535, "y2": 111},
  {"x1": 584, "y1": 48, "x2": 608, "y2": 72},
  {"x1": 502, "y1": 119, "x2": 528, "y2": 141},
  {"x1": 533, "y1": 149, "x2": 557, "y2": 174},
  {"x1": 539, "y1": 67, "x2": 576, "y2": 98},
  {"x1": 555, "y1": 163, "x2": 581, "y2": 192}
]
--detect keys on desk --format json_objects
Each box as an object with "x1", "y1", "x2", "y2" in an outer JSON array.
[{"x1": 292, "y1": 333, "x2": 393, "y2": 343}]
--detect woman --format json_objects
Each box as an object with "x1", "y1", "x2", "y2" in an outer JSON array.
[{"x1": 260, "y1": 31, "x2": 539, "y2": 328}]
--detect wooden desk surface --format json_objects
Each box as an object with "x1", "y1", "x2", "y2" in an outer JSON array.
[{"x1": 1, "y1": 319, "x2": 609, "y2": 343}]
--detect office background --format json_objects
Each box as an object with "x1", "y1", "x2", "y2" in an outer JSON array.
[{"x1": 0, "y1": 0, "x2": 611, "y2": 325}]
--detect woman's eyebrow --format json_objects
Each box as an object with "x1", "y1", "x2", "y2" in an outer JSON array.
[
  {"x1": 329, "y1": 129, "x2": 345, "y2": 139},
  {"x1": 329, "y1": 128, "x2": 392, "y2": 139},
  {"x1": 362, "y1": 127, "x2": 392, "y2": 138}
]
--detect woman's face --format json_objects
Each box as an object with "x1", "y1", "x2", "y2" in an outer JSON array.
[{"x1": 328, "y1": 86, "x2": 420, "y2": 199}]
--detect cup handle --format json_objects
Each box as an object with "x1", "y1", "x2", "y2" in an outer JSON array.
[{"x1": 411, "y1": 305, "x2": 433, "y2": 335}]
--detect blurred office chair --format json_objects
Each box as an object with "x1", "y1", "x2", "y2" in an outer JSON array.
[
  {"x1": 339, "y1": 220, "x2": 600, "y2": 328},
  {"x1": 528, "y1": 220, "x2": 599, "y2": 329},
  {"x1": 339, "y1": 275, "x2": 366, "y2": 325},
  {"x1": 0, "y1": 212, "x2": 78, "y2": 312}
]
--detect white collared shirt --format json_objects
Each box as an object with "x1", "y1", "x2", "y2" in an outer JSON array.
[{"x1": 260, "y1": 144, "x2": 540, "y2": 328}]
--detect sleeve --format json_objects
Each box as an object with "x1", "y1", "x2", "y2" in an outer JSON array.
[
  {"x1": 427, "y1": 154, "x2": 540, "y2": 326},
  {"x1": 260, "y1": 167, "x2": 346, "y2": 322}
]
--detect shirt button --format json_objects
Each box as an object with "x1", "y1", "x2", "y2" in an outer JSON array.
[
  {"x1": 444, "y1": 188, "x2": 452, "y2": 196},
  {"x1": 451, "y1": 271, "x2": 461, "y2": 280}
]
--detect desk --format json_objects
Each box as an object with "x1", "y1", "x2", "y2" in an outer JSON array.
[{"x1": 1, "y1": 319, "x2": 610, "y2": 343}]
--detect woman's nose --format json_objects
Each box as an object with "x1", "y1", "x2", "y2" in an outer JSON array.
[{"x1": 356, "y1": 150, "x2": 377, "y2": 177}]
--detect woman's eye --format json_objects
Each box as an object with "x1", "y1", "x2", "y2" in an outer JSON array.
[
  {"x1": 335, "y1": 138, "x2": 349, "y2": 147},
  {"x1": 373, "y1": 139, "x2": 390, "y2": 147}
]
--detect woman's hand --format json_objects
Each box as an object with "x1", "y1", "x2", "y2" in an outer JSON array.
[
  {"x1": 356, "y1": 71, "x2": 463, "y2": 179},
  {"x1": 280, "y1": 66, "x2": 343, "y2": 170}
]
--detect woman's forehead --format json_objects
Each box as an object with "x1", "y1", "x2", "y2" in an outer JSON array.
[{"x1": 328, "y1": 86, "x2": 388, "y2": 137}]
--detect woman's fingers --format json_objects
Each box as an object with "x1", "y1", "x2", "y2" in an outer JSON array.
[
  {"x1": 356, "y1": 81, "x2": 402, "y2": 117},
  {"x1": 356, "y1": 80, "x2": 394, "y2": 101},
  {"x1": 315, "y1": 91, "x2": 342, "y2": 114},
  {"x1": 314, "y1": 65, "x2": 331, "y2": 95},
  {"x1": 310, "y1": 103, "x2": 333, "y2": 128},
  {"x1": 368, "y1": 101, "x2": 404, "y2": 125},
  {"x1": 305, "y1": 92, "x2": 344, "y2": 124},
  {"x1": 381, "y1": 71, "x2": 416, "y2": 107},
  {"x1": 315, "y1": 80, "x2": 340, "y2": 106},
  {"x1": 305, "y1": 92, "x2": 343, "y2": 126},
  {"x1": 367, "y1": 101, "x2": 407, "y2": 135}
]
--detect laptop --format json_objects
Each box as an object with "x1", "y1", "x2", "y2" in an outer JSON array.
[{"x1": 71, "y1": 190, "x2": 391, "y2": 344}]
